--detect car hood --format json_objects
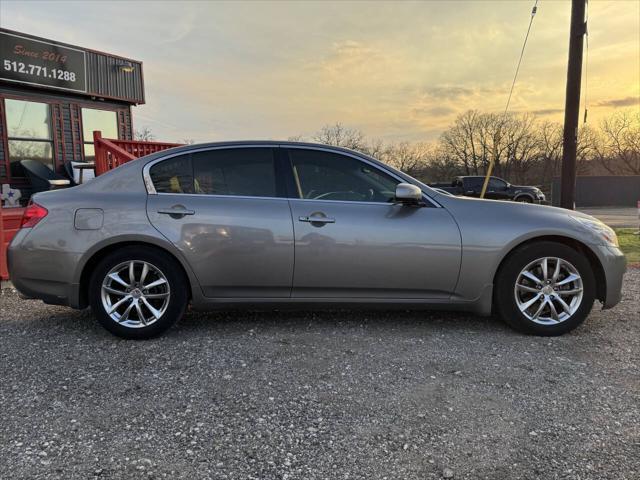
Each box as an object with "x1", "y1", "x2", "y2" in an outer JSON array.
[
  {"x1": 436, "y1": 192, "x2": 602, "y2": 225},
  {"x1": 510, "y1": 184, "x2": 540, "y2": 191}
]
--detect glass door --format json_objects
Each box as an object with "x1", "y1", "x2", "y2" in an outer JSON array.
[{"x1": 79, "y1": 108, "x2": 118, "y2": 182}]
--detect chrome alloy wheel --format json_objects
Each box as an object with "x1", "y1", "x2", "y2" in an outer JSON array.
[
  {"x1": 101, "y1": 260, "x2": 170, "y2": 328},
  {"x1": 514, "y1": 257, "x2": 584, "y2": 325}
]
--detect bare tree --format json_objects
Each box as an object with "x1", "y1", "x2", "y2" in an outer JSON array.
[
  {"x1": 298, "y1": 108, "x2": 638, "y2": 188},
  {"x1": 440, "y1": 110, "x2": 483, "y2": 175},
  {"x1": 313, "y1": 123, "x2": 367, "y2": 151},
  {"x1": 134, "y1": 127, "x2": 155, "y2": 142},
  {"x1": 595, "y1": 111, "x2": 640, "y2": 175},
  {"x1": 382, "y1": 141, "x2": 433, "y2": 178}
]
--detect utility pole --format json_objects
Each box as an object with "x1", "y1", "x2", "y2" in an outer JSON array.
[{"x1": 560, "y1": 0, "x2": 587, "y2": 210}]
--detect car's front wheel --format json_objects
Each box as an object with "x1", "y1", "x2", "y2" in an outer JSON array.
[
  {"x1": 495, "y1": 241, "x2": 596, "y2": 336},
  {"x1": 89, "y1": 246, "x2": 188, "y2": 339}
]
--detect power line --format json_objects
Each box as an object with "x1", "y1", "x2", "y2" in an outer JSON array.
[
  {"x1": 504, "y1": 0, "x2": 539, "y2": 114},
  {"x1": 480, "y1": 0, "x2": 539, "y2": 199}
]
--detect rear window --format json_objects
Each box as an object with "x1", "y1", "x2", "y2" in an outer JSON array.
[{"x1": 149, "y1": 154, "x2": 194, "y2": 194}]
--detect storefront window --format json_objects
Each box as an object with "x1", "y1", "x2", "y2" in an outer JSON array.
[
  {"x1": 5, "y1": 99, "x2": 54, "y2": 177},
  {"x1": 82, "y1": 108, "x2": 118, "y2": 162}
]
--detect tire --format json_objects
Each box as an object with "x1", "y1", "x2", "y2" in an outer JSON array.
[
  {"x1": 495, "y1": 241, "x2": 595, "y2": 336},
  {"x1": 516, "y1": 196, "x2": 532, "y2": 203},
  {"x1": 89, "y1": 246, "x2": 188, "y2": 339}
]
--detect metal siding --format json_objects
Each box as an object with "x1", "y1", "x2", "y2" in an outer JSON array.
[
  {"x1": 0, "y1": 29, "x2": 144, "y2": 105},
  {"x1": 552, "y1": 176, "x2": 640, "y2": 207},
  {"x1": 62, "y1": 104, "x2": 75, "y2": 163},
  {"x1": 86, "y1": 52, "x2": 144, "y2": 104},
  {"x1": 0, "y1": 98, "x2": 5, "y2": 179}
]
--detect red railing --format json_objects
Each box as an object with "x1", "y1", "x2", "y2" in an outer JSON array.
[{"x1": 93, "y1": 131, "x2": 183, "y2": 176}]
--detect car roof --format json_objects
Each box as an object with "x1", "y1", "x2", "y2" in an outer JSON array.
[{"x1": 157, "y1": 140, "x2": 368, "y2": 156}]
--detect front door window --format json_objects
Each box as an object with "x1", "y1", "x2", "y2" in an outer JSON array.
[{"x1": 288, "y1": 149, "x2": 398, "y2": 203}]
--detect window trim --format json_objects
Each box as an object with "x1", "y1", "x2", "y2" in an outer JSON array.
[
  {"x1": 281, "y1": 145, "x2": 439, "y2": 207},
  {"x1": 488, "y1": 177, "x2": 508, "y2": 190},
  {"x1": 4, "y1": 98, "x2": 55, "y2": 179},
  {"x1": 80, "y1": 107, "x2": 119, "y2": 160},
  {"x1": 142, "y1": 144, "x2": 440, "y2": 208}
]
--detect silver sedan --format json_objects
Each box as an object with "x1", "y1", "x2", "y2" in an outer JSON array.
[{"x1": 8, "y1": 142, "x2": 626, "y2": 339}]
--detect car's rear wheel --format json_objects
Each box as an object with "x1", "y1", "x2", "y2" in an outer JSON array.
[
  {"x1": 89, "y1": 246, "x2": 188, "y2": 339},
  {"x1": 495, "y1": 241, "x2": 595, "y2": 336}
]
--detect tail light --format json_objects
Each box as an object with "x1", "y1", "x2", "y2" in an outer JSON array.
[{"x1": 21, "y1": 202, "x2": 48, "y2": 228}]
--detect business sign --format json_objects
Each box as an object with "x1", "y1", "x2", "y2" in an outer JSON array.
[{"x1": 0, "y1": 31, "x2": 87, "y2": 93}]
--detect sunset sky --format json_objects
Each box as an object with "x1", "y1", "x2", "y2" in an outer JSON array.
[{"x1": 1, "y1": 0, "x2": 638, "y2": 143}]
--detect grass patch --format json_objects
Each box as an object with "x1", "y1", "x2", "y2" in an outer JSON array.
[{"x1": 615, "y1": 228, "x2": 640, "y2": 264}]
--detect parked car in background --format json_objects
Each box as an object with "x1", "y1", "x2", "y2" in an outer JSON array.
[
  {"x1": 8, "y1": 142, "x2": 624, "y2": 339},
  {"x1": 431, "y1": 176, "x2": 546, "y2": 203}
]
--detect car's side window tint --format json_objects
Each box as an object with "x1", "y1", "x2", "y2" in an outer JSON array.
[
  {"x1": 149, "y1": 154, "x2": 194, "y2": 194},
  {"x1": 193, "y1": 148, "x2": 277, "y2": 198},
  {"x1": 489, "y1": 178, "x2": 507, "y2": 189},
  {"x1": 288, "y1": 149, "x2": 399, "y2": 203},
  {"x1": 466, "y1": 178, "x2": 483, "y2": 189}
]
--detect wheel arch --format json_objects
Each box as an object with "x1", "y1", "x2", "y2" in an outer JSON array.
[
  {"x1": 77, "y1": 240, "x2": 196, "y2": 309},
  {"x1": 493, "y1": 235, "x2": 606, "y2": 304},
  {"x1": 514, "y1": 193, "x2": 534, "y2": 202}
]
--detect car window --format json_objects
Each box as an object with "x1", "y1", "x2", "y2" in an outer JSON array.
[
  {"x1": 193, "y1": 148, "x2": 276, "y2": 197},
  {"x1": 149, "y1": 154, "x2": 194, "y2": 194},
  {"x1": 464, "y1": 177, "x2": 483, "y2": 189},
  {"x1": 288, "y1": 149, "x2": 399, "y2": 203},
  {"x1": 488, "y1": 178, "x2": 507, "y2": 190}
]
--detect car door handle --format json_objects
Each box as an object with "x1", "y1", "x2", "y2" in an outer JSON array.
[
  {"x1": 299, "y1": 215, "x2": 335, "y2": 224},
  {"x1": 157, "y1": 207, "x2": 195, "y2": 217}
]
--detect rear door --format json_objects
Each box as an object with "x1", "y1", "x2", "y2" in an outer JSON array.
[
  {"x1": 462, "y1": 177, "x2": 483, "y2": 197},
  {"x1": 145, "y1": 146, "x2": 294, "y2": 298},
  {"x1": 284, "y1": 147, "x2": 461, "y2": 299}
]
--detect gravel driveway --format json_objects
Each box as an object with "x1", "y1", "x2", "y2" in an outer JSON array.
[{"x1": 1, "y1": 270, "x2": 638, "y2": 480}]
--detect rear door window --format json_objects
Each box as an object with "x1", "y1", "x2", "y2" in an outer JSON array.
[
  {"x1": 192, "y1": 148, "x2": 277, "y2": 197},
  {"x1": 464, "y1": 177, "x2": 483, "y2": 190},
  {"x1": 149, "y1": 148, "x2": 278, "y2": 197}
]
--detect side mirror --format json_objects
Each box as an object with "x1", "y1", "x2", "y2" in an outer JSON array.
[{"x1": 395, "y1": 183, "x2": 423, "y2": 204}]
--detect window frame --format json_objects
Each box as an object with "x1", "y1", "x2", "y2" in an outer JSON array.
[
  {"x1": 143, "y1": 144, "x2": 440, "y2": 207},
  {"x1": 145, "y1": 146, "x2": 286, "y2": 199},
  {"x1": 282, "y1": 146, "x2": 438, "y2": 207},
  {"x1": 488, "y1": 177, "x2": 508, "y2": 190},
  {"x1": 3, "y1": 98, "x2": 55, "y2": 179},
  {"x1": 80, "y1": 106, "x2": 120, "y2": 164}
]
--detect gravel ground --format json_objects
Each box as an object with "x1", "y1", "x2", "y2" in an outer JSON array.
[{"x1": 1, "y1": 270, "x2": 639, "y2": 480}]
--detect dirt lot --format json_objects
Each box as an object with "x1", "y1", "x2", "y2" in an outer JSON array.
[{"x1": 1, "y1": 270, "x2": 638, "y2": 480}]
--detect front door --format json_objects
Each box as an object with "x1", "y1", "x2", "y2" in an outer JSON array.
[
  {"x1": 146, "y1": 147, "x2": 294, "y2": 298},
  {"x1": 485, "y1": 177, "x2": 510, "y2": 201},
  {"x1": 285, "y1": 147, "x2": 461, "y2": 299}
]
